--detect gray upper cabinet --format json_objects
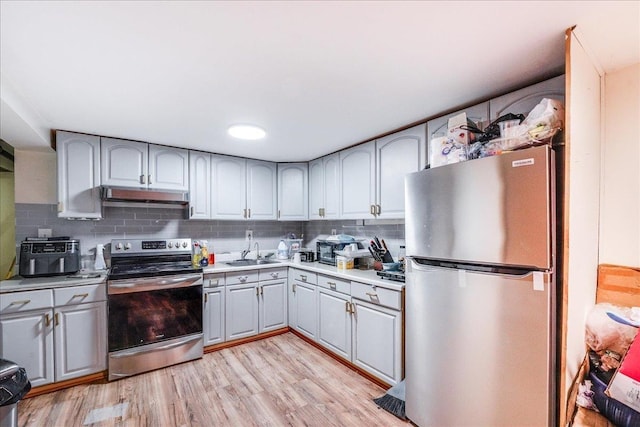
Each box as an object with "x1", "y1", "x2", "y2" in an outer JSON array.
[
  {"x1": 101, "y1": 138, "x2": 188, "y2": 191},
  {"x1": 308, "y1": 153, "x2": 340, "y2": 220},
  {"x1": 246, "y1": 159, "x2": 278, "y2": 220},
  {"x1": 56, "y1": 131, "x2": 102, "y2": 219},
  {"x1": 340, "y1": 141, "x2": 376, "y2": 219},
  {"x1": 277, "y1": 163, "x2": 308, "y2": 221},
  {"x1": 489, "y1": 75, "x2": 565, "y2": 119},
  {"x1": 375, "y1": 124, "x2": 427, "y2": 219},
  {"x1": 188, "y1": 151, "x2": 211, "y2": 219}
]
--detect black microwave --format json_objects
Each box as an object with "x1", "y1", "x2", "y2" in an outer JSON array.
[{"x1": 316, "y1": 240, "x2": 360, "y2": 265}]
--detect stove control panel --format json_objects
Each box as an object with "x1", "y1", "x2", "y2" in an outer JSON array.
[{"x1": 111, "y1": 238, "x2": 192, "y2": 255}]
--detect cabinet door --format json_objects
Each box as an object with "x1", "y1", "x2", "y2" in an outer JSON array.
[
  {"x1": 0, "y1": 309, "x2": 54, "y2": 387},
  {"x1": 56, "y1": 131, "x2": 102, "y2": 219},
  {"x1": 308, "y1": 158, "x2": 324, "y2": 220},
  {"x1": 277, "y1": 163, "x2": 308, "y2": 221},
  {"x1": 100, "y1": 137, "x2": 148, "y2": 187},
  {"x1": 247, "y1": 160, "x2": 277, "y2": 220},
  {"x1": 211, "y1": 155, "x2": 246, "y2": 220},
  {"x1": 340, "y1": 142, "x2": 375, "y2": 219},
  {"x1": 188, "y1": 151, "x2": 211, "y2": 219},
  {"x1": 323, "y1": 154, "x2": 340, "y2": 219},
  {"x1": 291, "y1": 280, "x2": 317, "y2": 340},
  {"x1": 55, "y1": 302, "x2": 107, "y2": 382},
  {"x1": 376, "y1": 124, "x2": 427, "y2": 219},
  {"x1": 148, "y1": 145, "x2": 189, "y2": 191},
  {"x1": 489, "y1": 75, "x2": 565, "y2": 119},
  {"x1": 225, "y1": 283, "x2": 259, "y2": 341},
  {"x1": 317, "y1": 287, "x2": 351, "y2": 360},
  {"x1": 352, "y1": 299, "x2": 402, "y2": 386},
  {"x1": 259, "y1": 278, "x2": 287, "y2": 333},
  {"x1": 203, "y1": 287, "x2": 225, "y2": 345}
]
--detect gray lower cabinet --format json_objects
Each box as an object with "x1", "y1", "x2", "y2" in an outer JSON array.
[
  {"x1": 288, "y1": 269, "x2": 318, "y2": 340},
  {"x1": 0, "y1": 284, "x2": 107, "y2": 387},
  {"x1": 203, "y1": 273, "x2": 225, "y2": 345},
  {"x1": 351, "y1": 298, "x2": 402, "y2": 386},
  {"x1": 317, "y1": 286, "x2": 352, "y2": 360},
  {"x1": 225, "y1": 268, "x2": 288, "y2": 341}
]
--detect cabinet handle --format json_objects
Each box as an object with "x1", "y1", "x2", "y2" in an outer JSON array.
[
  {"x1": 148, "y1": 174, "x2": 152, "y2": 185},
  {"x1": 73, "y1": 293, "x2": 89, "y2": 299},
  {"x1": 247, "y1": 208, "x2": 251, "y2": 218},
  {"x1": 9, "y1": 299, "x2": 31, "y2": 306},
  {"x1": 243, "y1": 208, "x2": 247, "y2": 218},
  {"x1": 300, "y1": 275, "x2": 307, "y2": 282},
  {"x1": 328, "y1": 282, "x2": 336, "y2": 290},
  {"x1": 256, "y1": 286, "x2": 260, "y2": 296},
  {"x1": 239, "y1": 276, "x2": 247, "y2": 283},
  {"x1": 190, "y1": 207, "x2": 194, "y2": 217},
  {"x1": 140, "y1": 174, "x2": 146, "y2": 184},
  {"x1": 45, "y1": 313, "x2": 51, "y2": 327},
  {"x1": 204, "y1": 293, "x2": 208, "y2": 303},
  {"x1": 292, "y1": 284, "x2": 296, "y2": 293},
  {"x1": 376, "y1": 204, "x2": 381, "y2": 215},
  {"x1": 271, "y1": 272, "x2": 278, "y2": 278},
  {"x1": 351, "y1": 302, "x2": 356, "y2": 314},
  {"x1": 54, "y1": 312, "x2": 60, "y2": 326},
  {"x1": 260, "y1": 286, "x2": 264, "y2": 295},
  {"x1": 210, "y1": 279, "x2": 219, "y2": 286},
  {"x1": 345, "y1": 301, "x2": 350, "y2": 313},
  {"x1": 370, "y1": 205, "x2": 376, "y2": 215},
  {"x1": 278, "y1": 210, "x2": 281, "y2": 219}
]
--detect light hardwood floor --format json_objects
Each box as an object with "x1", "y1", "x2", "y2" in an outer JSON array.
[{"x1": 18, "y1": 333, "x2": 409, "y2": 426}]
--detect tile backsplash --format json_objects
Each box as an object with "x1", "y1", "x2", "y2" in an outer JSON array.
[{"x1": 14, "y1": 203, "x2": 405, "y2": 270}]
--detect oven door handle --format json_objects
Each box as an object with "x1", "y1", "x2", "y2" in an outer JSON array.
[
  {"x1": 108, "y1": 273, "x2": 203, "y2": 294},
  {"x1": 110, "y1": 334, "x2": 203, "y2": 359}
]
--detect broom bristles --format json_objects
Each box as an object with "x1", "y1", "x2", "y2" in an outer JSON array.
[{"x1": 373, "y1": 392, "x2": 406, "y2": 420}]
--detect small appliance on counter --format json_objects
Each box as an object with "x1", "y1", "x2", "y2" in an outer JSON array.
[
  {"x1": 316, "y1": 235, "x2": 362, "y2": 265},
  {"x1": 298, "y1": 249, "x2": 315, "y2": 263},
  {"x1": 18, "y1": 237, "x2": 80, "y2": 278}
]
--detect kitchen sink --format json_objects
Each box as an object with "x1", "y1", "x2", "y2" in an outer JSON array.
[{"x1": 225, "y1": 259, "x2": 280, "y2": 267}]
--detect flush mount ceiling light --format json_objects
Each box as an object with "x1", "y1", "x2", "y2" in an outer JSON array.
[{"x1": 227, "y1": 124, "x2": 266, "y2": 140}]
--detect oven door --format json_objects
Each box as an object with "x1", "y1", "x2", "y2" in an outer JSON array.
[{"x1": 108, "y1": 273, "x2": 203, "y2": 352}]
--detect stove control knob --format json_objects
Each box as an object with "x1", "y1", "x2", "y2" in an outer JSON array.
[
  {"x1": 168, "y1": 242, "x2": 173, "y2": 248},
  {"x1": 124, "y1": 243, "x2": 132, "y2": 250},
  {"x1": 115, "y1": 243, "x2": 123, "y2": 251},
  {"x1": 182, "y1": 241, "x2": 188, "y2": 248}
]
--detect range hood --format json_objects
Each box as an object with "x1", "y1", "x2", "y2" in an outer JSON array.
[{"x1": 100, "y1": 186, "x2": 189, "y2": 206}]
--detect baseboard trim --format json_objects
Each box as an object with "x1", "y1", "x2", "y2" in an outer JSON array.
[
  {"x1": 25, "y1": 371, "x2": 107, "y2": 399},
  {"x1": 204, "y1": 327, "x2": 289, "y2": 353},
  {"x1": 287, "y1": 328, "x2": 392, "y2": 390}
]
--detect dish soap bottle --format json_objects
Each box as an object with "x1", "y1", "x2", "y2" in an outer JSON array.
[
  {"x1": 94, "y1": 244, "x2": 106, "y2": 270},
  {"x1": 277, "y1": 240, "x2": 288, "y2": 260}
]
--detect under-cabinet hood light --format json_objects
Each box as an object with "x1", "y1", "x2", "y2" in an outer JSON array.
[{"x1": 227, "y1": 124, "x2": 266, "y2": 140}]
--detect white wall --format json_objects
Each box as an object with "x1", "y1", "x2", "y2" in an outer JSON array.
[
  {"x1": 600, "y1": 63, "x2": 640, "y2": 266},
  {"x1": 14, "y1": 149, "x2": 56, "y2": 204}
]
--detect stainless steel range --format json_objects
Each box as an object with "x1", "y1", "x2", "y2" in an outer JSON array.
[{"x1": 107, "y1": 238, "x2": 203, "y2": 381}]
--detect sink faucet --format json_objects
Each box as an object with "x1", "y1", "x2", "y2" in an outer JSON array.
[{"x1": 254, "y1": 241, "x2": 261, "y2": 259}]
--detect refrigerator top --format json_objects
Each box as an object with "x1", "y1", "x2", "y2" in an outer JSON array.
[{"x1": 404, "y1": 145, "x2": 555, "y2": 270}]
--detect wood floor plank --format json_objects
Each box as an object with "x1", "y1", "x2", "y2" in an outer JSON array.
[{"x1": 17, "y1": 333, "x2": 408, "y2": 426}]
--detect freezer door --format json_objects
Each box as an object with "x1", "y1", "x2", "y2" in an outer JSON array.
[
  {"x1": 405, "y1": 145, "x2": 554, "y2": 270},
  {"x1": 405, "y1": 260, "x2": 555, "y2": 427}
]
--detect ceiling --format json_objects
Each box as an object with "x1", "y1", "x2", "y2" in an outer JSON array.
[{"x1": 1, "y1": 1, "x2": 638, "y2": 162}]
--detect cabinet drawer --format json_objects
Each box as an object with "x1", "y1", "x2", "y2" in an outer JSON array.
[
  {"x1": 351, "y1": 281, "x2": 402, "y2": 310},
  {"x1": 0, "y1": 289, "x2": 53, "y2": 314},
  {"x1": 259, "y1": 267, "x2": 288, "y2": 281},
  {"x1": 54, "y1": 284, "x2": 106, "y2": 306},
  {"x1": 291, "y1": 269, "x2": 317, "y2": 284},
  {"x1": 226, "y1": 270, "x2": 259, "y2": 284},
  {"x1": 318, "y1": 275, "x2": 350, "y2": 295},
  {"x1": 204, "y1": 273, "x2": 226, "y2": 287}
]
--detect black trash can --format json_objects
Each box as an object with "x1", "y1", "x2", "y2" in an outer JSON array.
[{"x1": 0, "y1": 358, "x2": 31, "y2": 427}]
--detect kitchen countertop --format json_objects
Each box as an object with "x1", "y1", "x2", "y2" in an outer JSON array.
[
  {"x1": 0, "y1": 272, "x2": 108, "y2": 293},
  {"x1": 203, "y1": 260, "x2": 404, "y2": 291},
  {"x1": 0, "y1": 260, "x2": 404, "y2": 294}
]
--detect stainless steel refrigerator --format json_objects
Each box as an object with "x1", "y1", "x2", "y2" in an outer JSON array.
[{"x1": 404, "y1": 145, "x2": 556, "y2": 426}]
